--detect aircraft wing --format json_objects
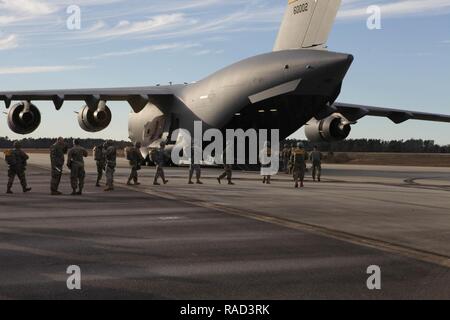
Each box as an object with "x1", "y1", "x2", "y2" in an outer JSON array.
[
  {"x1": 0, "y1": 86, "x2": 175, "y2": 112},
  {"x1": 334, "y1": 102, "x2": 450, "y2": 124}
]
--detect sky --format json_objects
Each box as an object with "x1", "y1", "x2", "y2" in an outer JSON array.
[{"x1": 0, "y1": 0, "x2": 449, "y2": 144}]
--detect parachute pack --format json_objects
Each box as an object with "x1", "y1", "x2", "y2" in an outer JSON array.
[
  {"x1": 93, "y1": 146, "x2": 103, "y2": 161},
  {"x1": 4, "y1": 149, "x2": 16, "y2": 166}
]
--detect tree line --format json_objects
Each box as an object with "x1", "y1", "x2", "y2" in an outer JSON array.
[
  {"x1": 1, "y1": 137, "x2": 449, "y2": 153},
  {"x1": 0, "y1": 137, "x2": 132, "y2": 150},
  {"x1": 284, "y1": 139, "x2": 450, "y2": 153}
]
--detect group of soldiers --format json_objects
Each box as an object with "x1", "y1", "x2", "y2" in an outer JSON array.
[
  {"x1": 280, "y1": 142, "x2": 323, "y2": 188},
  {"x1": 4, "y1": 138, "x2": 119, "y2": 195},
  {"x1": 4, "y1": 139, "x2": 323, "y2": 194},
  {"x1": 50, "y1": 138, "x2": 117, "y2": 195}
]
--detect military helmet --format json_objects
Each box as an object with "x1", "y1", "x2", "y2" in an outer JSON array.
[
  {"x1": 135, "y1": 142, "x2": 142, "y2": 148},
  {"x1": 13, "y1": 141, "x2": 21, "y2": 148},
  {"x1": 297, "y1": 142, "x2": 304, "y2": 148}
]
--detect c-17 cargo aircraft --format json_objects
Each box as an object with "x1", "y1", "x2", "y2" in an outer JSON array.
[{"x1": 1, "y1": 0, "x2": 450, "y2": 151}]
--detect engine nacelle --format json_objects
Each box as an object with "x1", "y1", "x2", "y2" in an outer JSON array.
[
  {"x1": 7, "y1": 102, "x2": 41, "y2": 134},
  {"x1": 305, "y1": 114, "x2": 352, "y2": 143},
  {"x1": 78, "y1": 103, "x2": 112, "y2": 132}
]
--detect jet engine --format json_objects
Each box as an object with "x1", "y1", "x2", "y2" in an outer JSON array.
[
  {"x1": 305, "y1": 114, "x2": 352, "y2": 142},
  {"x1": 77, "y1": 102, "x2": 112, "y2": 132},
  {"x1": 7, "y1": 101, "x2": 41, "y2": 134}
]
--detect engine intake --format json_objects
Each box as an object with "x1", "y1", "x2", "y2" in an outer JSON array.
[
  {"x1": 305, "y1": 114, "x2": 352, "y2": 143},
  {"x1": 78, "y1": 102, "x2": 112, "y2": 132},
  {"x1": 7, "y1": 102, "x2": 41, "y2": 135}
]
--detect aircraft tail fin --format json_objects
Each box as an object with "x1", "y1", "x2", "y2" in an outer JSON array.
[{"x1": 274, "y1": 0, "x2": 341, "y2": 51}]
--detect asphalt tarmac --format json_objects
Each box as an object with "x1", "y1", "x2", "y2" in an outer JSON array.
[{"x1": 0, "y1": 156, "x2": 449, "y2": 299}]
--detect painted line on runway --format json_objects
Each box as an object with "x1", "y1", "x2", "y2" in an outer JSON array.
[
  {"x1": 26, "y1": 162, "x2": 450, "y2": 268},
  {"x1": 120, "y1": 183, "x2": 450, "y2": 269}
]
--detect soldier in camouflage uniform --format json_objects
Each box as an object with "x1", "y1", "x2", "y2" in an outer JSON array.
[
  {"x1": 5, "y1": 141, "x2": 32, "y2": 194},
  {"x1": 104, "y1": 141, "x2": 117, "y2": 191},
  {"x1": 188, "y1": 144, "x2": 203, "y2": 185},
  {"x1": 127, "y1": 142, "x2": 145, "y2": 186},
  {"x1": 152, "y1": 141, "x2": 168, "y2": 186},
  {"x1": 67, "y1": 139, "x2": 88, "y2": 195},
  {"x1": 291, "y1": 142, "x2": 307, "y2": 188},
  {"x1": 50, "y1": 137, "x2": 67, "y2": 195},
  {"x1": 93, "y1": 144, "x2": 105, "y2": 187},
  {"x1": 217, "y1": 146, "x2": 234, "y2": 185},
  {"x1": 310, "y1": 145, "x2": 323, "y2": 182}
]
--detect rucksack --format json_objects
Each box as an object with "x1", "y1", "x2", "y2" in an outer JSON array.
[
  {"x1": 4, "y1": 150, "x2": 17, "y2": 166},
  {"x1": 93, "y1": 146, "x2": 103, "y2": 161},
  {"x1": 293, "y1": 149, "x2": 306, "y2": 165},
  {"x1": 125, "y1": 147, "x2": 133, "y2": 161}
]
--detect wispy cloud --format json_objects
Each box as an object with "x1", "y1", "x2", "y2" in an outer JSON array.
[
  {"x1": 0, "y1": 34, "x2": 19, "y2": 50},
  {"x1": 79, "y1": 42, "x2": 200, "y2": 60},
  {"x1": 77, "y1": 13, "x2": 194, "y2": 39},
  {"x1": 339, "y1": 0, "x2": 450, "y2": 20},
  {"x1": 193, "y1": 49, "x2": 224, "y2": 56},
  {"x1": 0, "y1": 65, "x2": 90, "y2": 75}
]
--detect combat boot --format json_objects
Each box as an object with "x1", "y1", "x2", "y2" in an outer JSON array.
[
  {"x1": 71, "y1": 190, "x2": 77, "y2": 195},
  {"x1": 6, "y1": 189, "x2": 13, "y2": 194},
  {"x1": 23, "y1": 187, "x2": 32, "y2": 193},
  {"x1": 51, "y1": 191, "x2": 62, "y2": 196}
]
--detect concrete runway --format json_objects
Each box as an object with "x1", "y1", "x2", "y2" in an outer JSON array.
[{"x1": 0, "y1": 154, "x2": 449, "y2": 299}]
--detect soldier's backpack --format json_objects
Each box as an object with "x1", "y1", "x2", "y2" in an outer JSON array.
[
  {"x1": 125, "y1": 147, "x2": 133, "y2": 161},
  {"x1": 93, "y1": 146, "x2": 103, "y2": 161},
  {"x1": 4, "y1": 149, "x2": 17, "y2": 166},
  {"x1": 292, "y1": 148, "x2": 306, "y2": 166}
]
